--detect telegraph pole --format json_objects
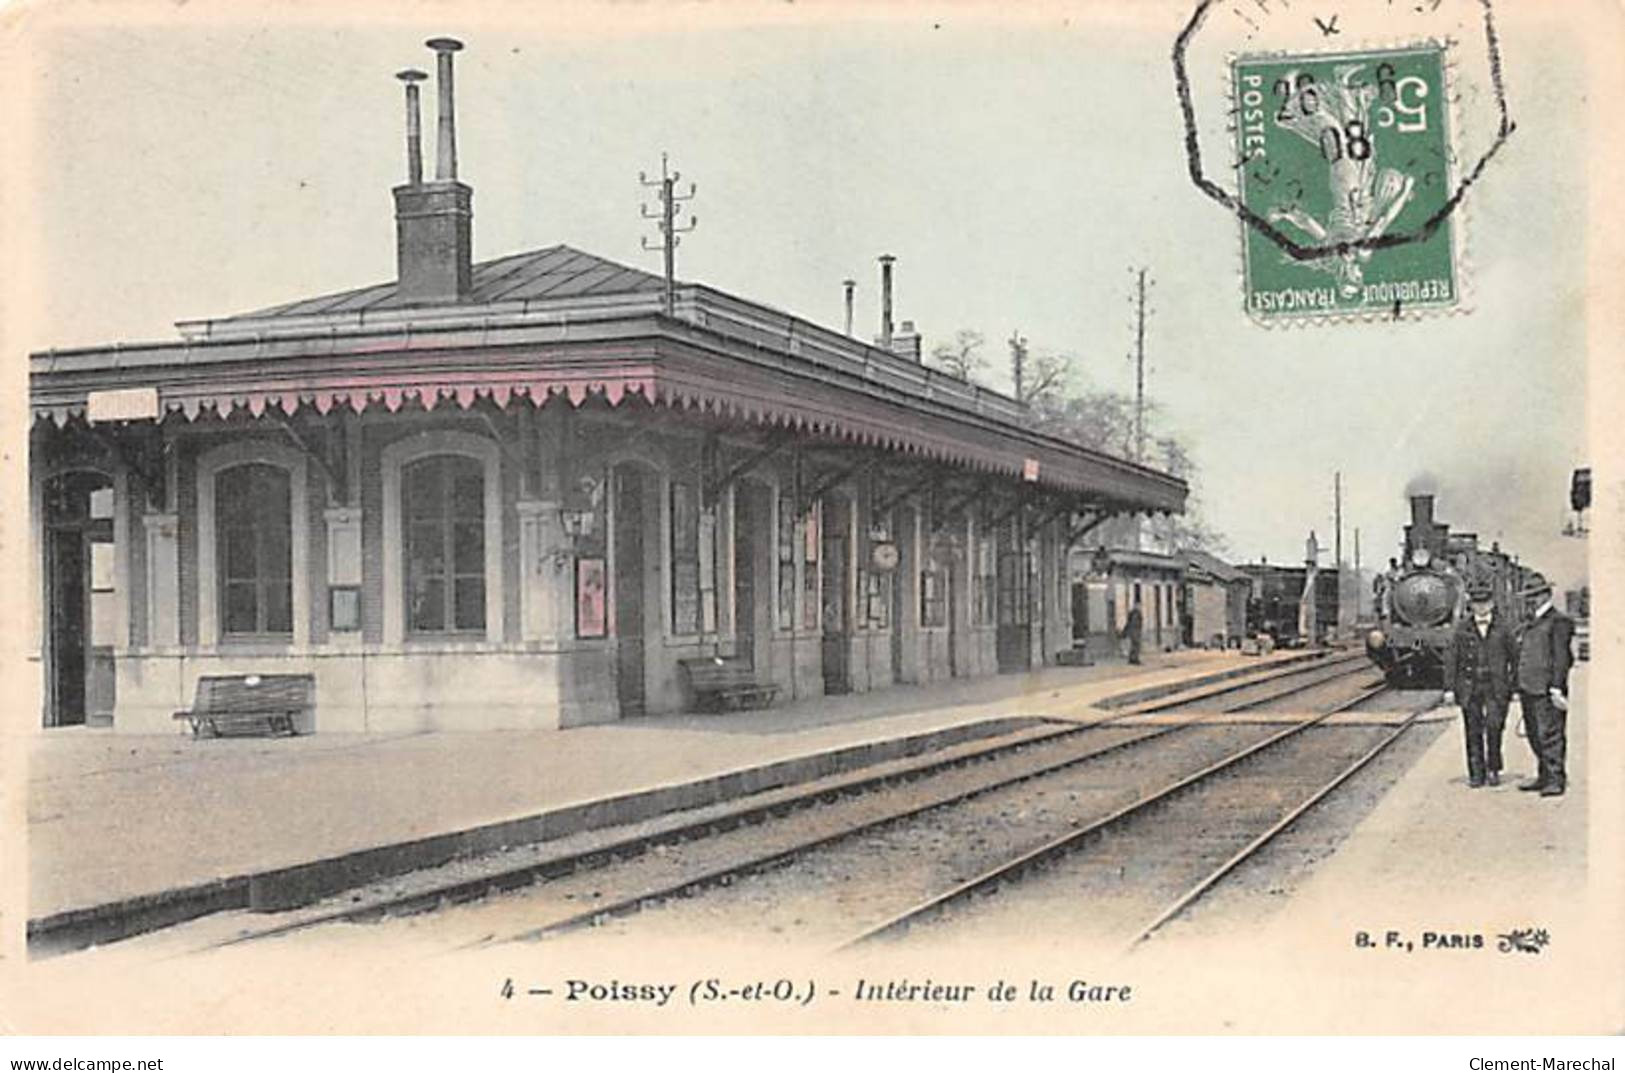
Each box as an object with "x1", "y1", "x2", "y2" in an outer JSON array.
[
  {"x1": 1009, "y1": 330, "x2": 1029, "y2": 403},
  {"x1": 1129, "y1": 267, "x2": 1149, "y2": 463},
  {"x1": 1334, "y1": 471, "x2": 1343, "y2": 570},
  {"x1": 1354, "y1": 526, "x2": 1362, "y2": 620},
  {"x1": 640, "y1": 152, "x2": 698, "y2": 317},
  {"x1": 1334, "y1": 471, "x2": 1343, "y2": 630}
]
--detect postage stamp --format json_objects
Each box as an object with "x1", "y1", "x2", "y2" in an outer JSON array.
[{"x1": 1234, "y1": 45, "x2": 1458, "y2": 322}]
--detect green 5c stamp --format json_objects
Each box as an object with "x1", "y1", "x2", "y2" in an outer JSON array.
[{"x1": 1234, "y1": 46, "x2": 1457, "y2": 322}]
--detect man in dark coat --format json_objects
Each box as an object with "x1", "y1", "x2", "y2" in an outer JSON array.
[
  {"x1": 1122, "y1": 599, "x2": 1144, "y2": 665},
  {"x1": 1443, "y1": 585, "x2": 1517, "y2": 787},
  {"x1": 1515, "y1": 581, "x2": 1576, "y2": 797}
]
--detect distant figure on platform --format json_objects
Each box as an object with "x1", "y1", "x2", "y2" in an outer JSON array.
[
  {"x1": 1376, "y1": 557, "x2": 1400, "y2": 618},
  {"x1": 1122, "y1": 600, "x2": 1144, "y2": 665},
  {"x1": 1515, "y1": 581, "x2": 1575, "y2": 797},
  {"x1": 1443, "y1": 584, "x2": 1516, "y2": 788}
]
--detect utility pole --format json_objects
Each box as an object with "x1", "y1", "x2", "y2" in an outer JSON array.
[
  {"x1": 1009, "y1": 330, "x2": 1029, "y2": 403},
  {"x1": 1334, "y1": 471, "x2": 1343, "y2": 630},
  {"x1": 1334, "y1": 472, "x2": 1343, "y2": 569},
  {"x1": 1130, "y1": 267, "x2": 1150, "y2": 464},
  {"x1": 1302, "y1": 529, "x2": 1320, "y2": 645},
  {"x1": 640, "y1": 152, "x2": 698, "y2": 317},
  {"x1": 1354, "y1": 526, "x2": 1362, "y2": 620}
]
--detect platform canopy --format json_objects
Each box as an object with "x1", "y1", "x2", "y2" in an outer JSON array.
[{"x1": 31, "y1": 245, "x2": 1187, "y2": 514}]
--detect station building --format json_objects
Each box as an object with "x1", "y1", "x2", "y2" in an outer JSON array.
[
  {"x1": 1066, "y1": 516, "x2": 1190, "y2": 657},
  {"x1": 1182, "y1": 549, "x2": 1251, "y2": 649},
  {"x1": 27, "y1": 42, "x2": 1186, "y2": 733}
]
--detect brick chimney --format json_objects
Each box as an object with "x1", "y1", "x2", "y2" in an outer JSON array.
[
  {"x1": 890, "y1": 319, "x2": 922, "y2": 362},
  {"x1": 393, "y1": 38, "x2": 472, "y2": 305}
]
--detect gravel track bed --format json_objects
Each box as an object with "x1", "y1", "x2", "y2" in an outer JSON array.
[
  {"x1": 322, "y1": 719, "x2": 1240, "y2": 947},
  {"x1": 1158, "y1": 656, "x2": 1370, "y2": 713},
  {"x1": 1155, "y1": 716, "x2": 1447, "y2": 938},
  {"x1": 887, "y1": 722, "x2": 1404, "y2": 950},
  {"x1": 1351, "y1": 687, "x2": 1441, "y2": 713},
  {"x1": 1244, "y1": 668, "x2": 1387, "y2": 712},
  {"x1": 496, "y1": 723, "x2": 1286, "y2": 950}
]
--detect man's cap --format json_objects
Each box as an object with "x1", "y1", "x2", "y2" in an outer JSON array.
[{"x1": 1518, "y1": 577, "x2": 1554, "y2": 598}]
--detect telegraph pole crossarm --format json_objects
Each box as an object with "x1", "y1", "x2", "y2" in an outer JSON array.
[{"x1": 640, "y1": 151, "x2": 698, "y2": 317}]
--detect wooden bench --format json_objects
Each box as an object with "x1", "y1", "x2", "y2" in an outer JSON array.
[
  {"x1": 173, "y1": 673, "x2": 315, "y2": 738},
  {"x1": 678, "y1": 657, "x2": 779, "y2": 712}
]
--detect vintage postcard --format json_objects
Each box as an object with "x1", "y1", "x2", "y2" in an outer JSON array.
[{"x1": 0, "y1": 0, "x2": 1619, "y2": 1041}]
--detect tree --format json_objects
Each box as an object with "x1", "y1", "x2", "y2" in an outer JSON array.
[
  {"x1": 1030, "y1": 383, "x2": 1143, "y2": 457},
  {"x1": 1016, "y1": 348, "x2": 1071, "y2": 408},
  {"x1": 1035, "y1": 395, "x2": 1227, "y2": 554},
  {"x1": 928, "y1": 329, "x2": 988, "y2": 381},
  {"x1": 1149, "y1": 435, "x2": 1229, "y2": 555},
  {"x1": 931, "y1": 325, "x2": 1230, "y2": 556}
]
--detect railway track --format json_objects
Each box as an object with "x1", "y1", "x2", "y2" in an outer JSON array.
[
  {"x1": 844, "y1": 690, "x2": 1433, "y2": 951},
  {"x1": 443, "y1": 660, "x2": 1394, "y2": 951},
  {"x1": 169, "y1": 653, "x2": 1388, "y2": 955}
]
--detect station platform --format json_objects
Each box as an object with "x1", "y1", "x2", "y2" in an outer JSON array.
[
  {"x1": 1267, "y1": 664, "x2": 1592, "y2": 929},
  {"x1": 1141, "y1": 665, "x2": 1617, "y2": 1034},
  {"x1": 26, "y1": 647, "x2": 1318, "y2": 933}
]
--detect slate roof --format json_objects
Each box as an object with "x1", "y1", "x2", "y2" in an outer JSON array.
[
  {"x1": 234, "y1": 245, "x2": 666, "y2": 320},
  {"x1": 33, "y1": 238, "x2": 1188, "y2": 512}
]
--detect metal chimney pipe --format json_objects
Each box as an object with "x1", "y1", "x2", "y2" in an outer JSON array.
[
  {"x1": 426, "y1": 37, "x2": 464, "y2": 181},
  {"x1": 842, "y1": 279, "x2": 856, "y2": 337},
  {"x1": 878, "y1": 254, "x2": 895, "y2": 348},
  {"x1": 396, "y1": 69, "x2": 428, "y2": 185}
]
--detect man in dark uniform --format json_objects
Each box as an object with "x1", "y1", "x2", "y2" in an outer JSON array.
[
  {"x1": 1443, "y1": 584, "x2": 1516, "y2": 787},
  {"x1": 1515, "y1": 581, "x2": 1576, "y2": 797},
  {"x1": 1122, "y1": 598, "x2": 1144, "y2": 665}
]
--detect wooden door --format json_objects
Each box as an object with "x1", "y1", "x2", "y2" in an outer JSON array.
[
  {"x1": 995, "y1": 548, "x2": 1032, "y2": 673},
  {"x1": 47, "y1": 528, "x2": 88, "y2": 727},
  {"x1": 1071, "y1": 581, "x2": 1090, "y2": 646},
  {"x1": 45, "y1": 472, "x2": 117, "y2": 728},
  {"x1": 820, "y1": 499, "x2": 850, "y2": 694},
  {"x1": 734, "y1": 491, "x2": 756, "y2": 667},
  {"x1": 613, "y1": 467, "x2": 646, "y2": 716}
]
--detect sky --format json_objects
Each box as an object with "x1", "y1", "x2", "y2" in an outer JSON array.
[{"x1": 6, "y1": 0, "x2": 1595, "y2": 589}]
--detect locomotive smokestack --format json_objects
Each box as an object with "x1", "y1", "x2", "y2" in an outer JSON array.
[{"x1": 1410, "y1": 494, "x2": 1435, "y2": 531}]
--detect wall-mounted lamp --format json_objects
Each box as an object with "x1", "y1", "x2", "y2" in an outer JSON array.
[
  {"x1": 1090, "y1": 545, "x2": 1112, "y2": 578},
  {"x1": 549, "y1": 474, "x2": 604, "y2": 570},
  {"x1": 560, "y1": 502, "x2": 597, "y2": 543}
]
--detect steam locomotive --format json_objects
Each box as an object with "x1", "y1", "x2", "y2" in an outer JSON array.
[{"x1": 1365, "y1": 494, "x2": 1548, "y2": 687}]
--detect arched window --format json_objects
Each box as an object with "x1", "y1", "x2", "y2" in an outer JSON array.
[
  {"x1": 216, "y1": 463, "x2": 293, "y2": 636},
  {"x1": 402, "y1": 454, "x2": 485, "y2": 634},
  {"x1": 381, "y1": 431, "x2": 502, "y2": 644},
  {"x1": 195, "y1": 441, "x2": 308, "y2": 647}
]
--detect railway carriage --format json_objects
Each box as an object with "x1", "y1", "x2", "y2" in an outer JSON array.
[{"x1": 1238, "y1": 562, "x2": 1340, "y2": 647}]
